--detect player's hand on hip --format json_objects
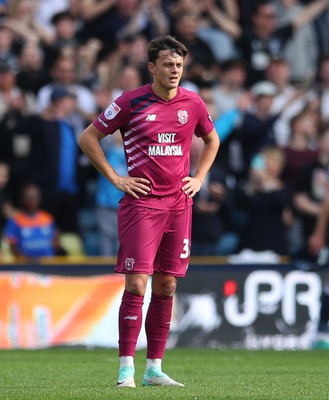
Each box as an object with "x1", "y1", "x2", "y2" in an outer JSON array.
[
  {"x1": 182, "y1": 176, "x2": 203, "y2": 198},
  {"x1": 115, "y1": 176, "x2": 151, "y2": 199}
]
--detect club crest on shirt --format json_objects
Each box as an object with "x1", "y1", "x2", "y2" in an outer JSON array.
[
  {"x1": 125, "y1": 257, "x2": 135, "y2": 271},
  {"x1": 177, "y1": 110, "x2": 188, "y2": 125},
  {"x1": 104, "y1": 102, "x2": 121, "y2": 120}
]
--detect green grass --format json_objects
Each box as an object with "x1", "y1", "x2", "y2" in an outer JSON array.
[{"x1": 1, "y1": 348, "x2": 328, "y2": 400}]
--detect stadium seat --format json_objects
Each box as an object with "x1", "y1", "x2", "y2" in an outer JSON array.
[
  {"x1": 59, "y1": 233, "x2": 85, "y2": 256},
  {"x1": 0, "y1": 238, "x2": 14, "y2": 262}
]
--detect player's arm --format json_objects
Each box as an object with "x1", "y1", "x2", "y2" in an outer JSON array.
[
  {"x1": 309, "y1": 194, "x2": 329, "y2": 254},
  {"x1": 182, "y1": 129, "x2": 220, "y2": 198},
  {"x1": 78, "y1": 124, "x2": 151, "y2": 199}
]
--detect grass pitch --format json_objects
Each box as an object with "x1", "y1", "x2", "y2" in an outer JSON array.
[{"x1": 1, "y1": 348, "x2": 328, "y2": 400}]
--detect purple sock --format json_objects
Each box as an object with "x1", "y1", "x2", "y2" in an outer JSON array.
[
  {"x1": 145, "y1": 293, "x2": 173, "y2": 360},
  {"x1": 118, "y1": 290, "x2": 144, "y2": 357}
]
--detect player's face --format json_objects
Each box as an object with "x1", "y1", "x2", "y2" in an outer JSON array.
[{"x1": 148, "y1": 50, "x2": 184, "y2": 93}]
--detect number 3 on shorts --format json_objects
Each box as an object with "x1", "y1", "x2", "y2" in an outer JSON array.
[{"x1": 180, "y1": 238, "x2": 190, "y2": 259}]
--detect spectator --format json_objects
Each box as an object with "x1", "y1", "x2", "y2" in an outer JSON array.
[
  {"x1": 0, "y1": 59, "x2": 35, "y2": 202},
  {"x1": 199, "y1": 86, "x2": 220, "y2": 120},
  {"x1": 98, "y1": 35, "x2": 150, "y2": 91},
  {"x1": 0, "y1": 59, "x2": 35, "y2": 117},
  {"x1": 26, "y1": 86, "x2": 82, "y2": 233},
  {"x1": 234, "y1": 0, "x2": 253, "y2": 29},
  {"x1": 4, "y1": 182, "x2": 66, "y2": 259},
  {"x1": 293, "y1": 127, "x2": 329, "y2": 245},
  {"x1": 223, "y1": 0, "x2": 329, "y2": 86},
  {"x1": 168, "y1": 0, "x2": 239, "y2": 62},
  {"x1": 281, "y1": 109, "x2": 320, "y2": 188},
  {"x1": 111, "y1": 64, "x2": 143, "y2": 101},
  {"x1": 171, "y1": 12, "x2": 217, "y2": 87},
  {"x1": 315, "y1": 55, "x2": 329, "y2": 126},
  {"x1": 95, "y1": 35, "x2": 130, "y2": 91},
  {"x1": 76, "y1": 0, "x2": 119, "y2": 43},
  {"x1": 117, "y1": 0, "x2": 169, "y2": 41},
  {"x1": 0, "y1": 0, "x2": 7, "y2": 17},
  {"x1": 275, "y1": 0, "x2": 319, "y2": 83},
  {"x1": 196, "y1": 0, "x2": 240, "y2": 61},
  {"x1": 95, "y1": 133, "x2": 126, "y2": 256},
  {"x1": 124, "y1": 34, "x2": 152, "y2": 85},
  {"x1": 42, "y1": 10, "x2": 81, "y2": 64},
  {"x1": 0, "y1": 23, "x2": 20, "y2": 72},
  {"x1": 16, "y1": 41, "x2": 50, "y2": 95},
  {"x1": 190, "y1": 136, "x2": 238, "y2": 256},
  {"x1": 5, "y1": 0, "x2": 46, "y2": 46},
  {"x1": 280, "y1": 108, "x2": 321, "y2": 253},
  {"x1": 0, "y1": 160, "x2": 13, "y2": 237},
  {"x1": 211, "y1": 58, "x2": 247, "y2": 118},
  {"x1": 313, "y1": 3, "x2": 329, "y2": 57},
  {"x1": 214, "y1": 80, "x2": 279, "y2": 181},
  {"x1": 236, "y1": 146, "x2": 292, "y2": 255},
  {"x1": 93, "y1": 84, "x2": 114, "y2": 114},
  {"x1": 36, "y1": 55, "x2": 97, "y2": 121},
  {"x1": 6, "y1": 1, "x2": 81, "y2": 63},
  {"x1": 274, "y1": 0, "x2": 329, "y2": 59},
  {"x1": 33, "y1": 0, "x2": 72, "y2": 37},
  {"x1": 265, "y1": 56, "x2": 309, "y2": 146},
  {"x1": 74, "y1": 38, "x2": 103, "y2": 89},
  {"x1": 78, "y1": 0, "x2": 167, "y2": 44},
  {"x1": 211, "y1": 89, "x2": 250, "y2": 173}
]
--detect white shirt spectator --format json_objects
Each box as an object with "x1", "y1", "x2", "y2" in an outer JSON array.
[
  {"x1": 34, "y1": 0, "x2": 70, "y2": 35},
  {"x1": 36, "y1": 83, "x2": 97, "y2": 115}
]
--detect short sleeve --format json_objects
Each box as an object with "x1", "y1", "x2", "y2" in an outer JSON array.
[
  {"x1": 92, "y1": 93, "x2": 130, "y2": 136},
  {"x1": 194, "y1": 97, "x2": 214, "y2": 137}
]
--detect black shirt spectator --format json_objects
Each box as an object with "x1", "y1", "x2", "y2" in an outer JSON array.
[{"x1": 237, "y1": 23, "x2": 293, "y2": 86}]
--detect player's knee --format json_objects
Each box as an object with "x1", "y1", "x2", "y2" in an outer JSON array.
[
  {"x1": 125, "y1": 275, "x2": 147, "y2": 296},
  {"x1": 167, "y1": 280, "x2": 177, "y2": 296},
  {"x1": 153, "y1": 276, "x2": 177, "y2": 297}
]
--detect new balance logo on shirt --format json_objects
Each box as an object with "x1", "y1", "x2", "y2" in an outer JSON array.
[
  {"x1": 145, "y1": 114, "x2": 157, "y2": 121},
  {"x1": 123, "y1": 316, "x2": 138, "y2": 320}
]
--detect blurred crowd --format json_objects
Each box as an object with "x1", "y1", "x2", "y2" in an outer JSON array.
[{"x1": 1, "y1": 0, "x2": 329, "y2": 260}]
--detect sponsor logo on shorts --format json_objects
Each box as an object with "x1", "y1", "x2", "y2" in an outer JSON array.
[
  {"x1": 125, "y1": 257, "x2": 135, "y2": 271},
  {"x1": 177, "y1": 110, "x2": 188, "y2": 124},
  {"x1": 104, "y1": 101, "x2": 121, "y2": 120}
]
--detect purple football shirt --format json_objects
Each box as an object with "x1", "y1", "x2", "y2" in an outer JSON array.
[{"x1": 93, "y1": 84, "x2": 214, "y2": 209}]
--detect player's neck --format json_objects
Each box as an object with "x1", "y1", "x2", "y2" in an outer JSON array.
[{"x1": 151, "y1": 83, "x2": 177, "y2": 102}]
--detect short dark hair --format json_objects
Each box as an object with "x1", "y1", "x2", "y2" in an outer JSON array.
[
  {"x1": 147, "y1": 35, "x2": 188, "y2": 64},
  {"x1": 290, "y1": 110, "x2": 308, "y2": 131},
  {"x1": 320, "y1": 53, "x2": 329, "y2": 65},
  {"x1": 220, "y1": 58, "x2": 246, "y2": 72},
  {"x1": 51, "y1": 10, "x2": 75, "y2": 25},
  {"x1": 252, "y1": 0, "x2": 272, "y2": 15}
]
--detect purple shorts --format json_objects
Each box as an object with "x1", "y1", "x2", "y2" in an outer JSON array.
[{"x1": 115, "y1": 203, "x2": 192, "y2": 277}]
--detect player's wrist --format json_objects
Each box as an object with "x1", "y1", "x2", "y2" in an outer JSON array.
[
  {"x1": 109, "y1": 173, "x2": 121, "y2": 187},
  {"x1": 194, "y1": 176, "x2": 203, "y2": 186}
]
